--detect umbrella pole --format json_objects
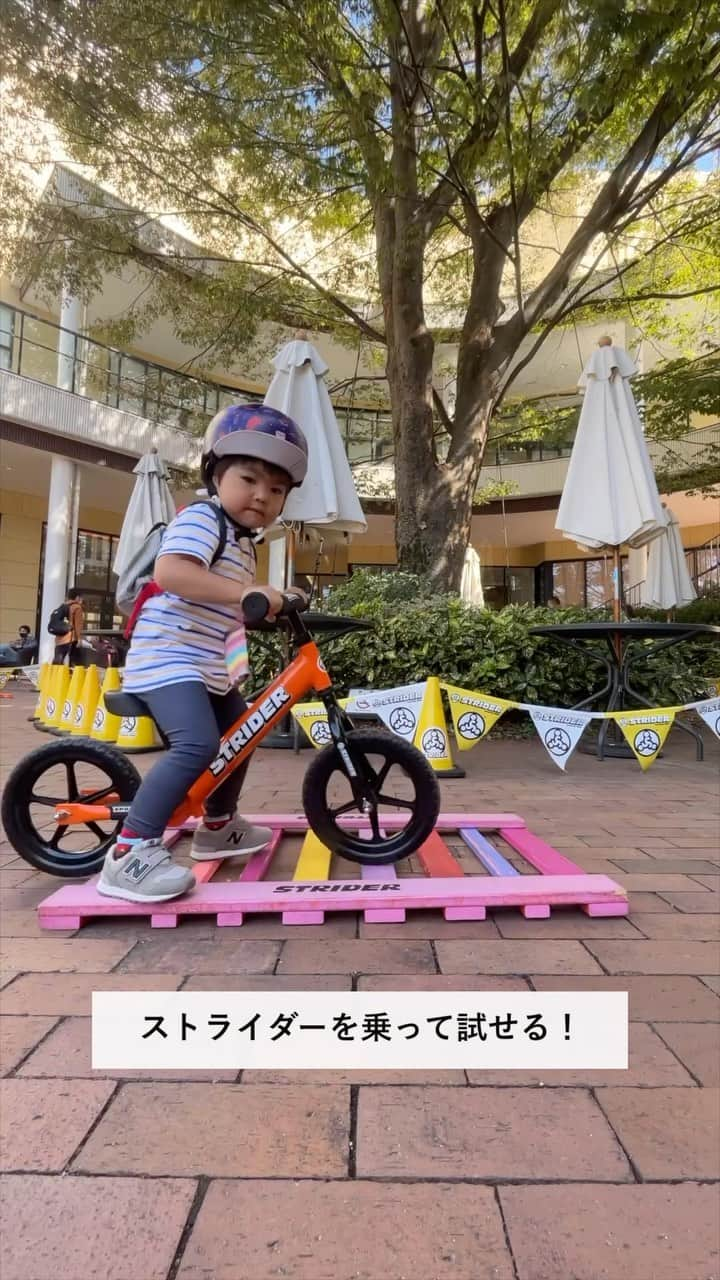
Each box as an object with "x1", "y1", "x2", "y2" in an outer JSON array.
[
  {"x1": 260, "y1": 527, "x2": 308, "y2": 751},
  {"x1": 286, "y1": 529, "x2": 297, "y2": 589},
  {"x1": 612, "y1": 546, "x2": 622, "y2": 624}
]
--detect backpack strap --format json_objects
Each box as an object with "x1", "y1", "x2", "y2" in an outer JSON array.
[
  {"x1": 123, "y1": 581, "x2": 162, "y2": 640},
  {"x1": 193, "y1": 500, "x2": 257, "y2": 570},
  {"x1": 193, "y1": 499, "x2": 228, "y2": 566}
]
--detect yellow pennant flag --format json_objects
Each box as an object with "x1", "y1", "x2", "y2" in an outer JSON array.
[
  {"x1": 611, "y1": 707, "x2": 680, "y2": 770},
  {"x1": 439, "y1": 682, "x2": 517, "y2": 749},
  {"x1": 291, "y1": 700, "x2": 349, "y2": 749}
]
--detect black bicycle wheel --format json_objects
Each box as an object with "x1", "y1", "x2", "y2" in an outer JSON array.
[
  {"x1": 1, "y1": 738, "x2": 141, "y2": 877},
  {"x1": 302, "y1": 729, "x2": 440, "y2": 865}
]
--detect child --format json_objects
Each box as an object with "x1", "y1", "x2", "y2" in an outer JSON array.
[{"x1": 98, "y1": 404, "x2": 309, "y2": 903}]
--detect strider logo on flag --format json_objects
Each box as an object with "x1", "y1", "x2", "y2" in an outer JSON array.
[
  {"x1": 346, "y1": 683, "x2": 427, "y2": 741},
  {"x1": 291, "y1": 700, "x2": 350, "y2": 748},
  {"x1": 688, "y1": 696, "x2": 720, "y2": 742},
  {"x1": 612, "y1": 708, "x2": 679, "y2": 770},
  {"x1": 527, "y1": 706, "x2": 594, "y2": 771},
  {"x1": 440, "y1": 682, "x2": 516, "y2": 749}
]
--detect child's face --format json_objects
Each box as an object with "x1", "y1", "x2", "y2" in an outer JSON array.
[{"x1": 216, "y1": 457, "x2": 289, "y2": 528}]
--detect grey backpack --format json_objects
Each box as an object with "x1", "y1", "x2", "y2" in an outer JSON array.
[{"x1": 116, "y1": 500, "x2": 228, "y2": 628}]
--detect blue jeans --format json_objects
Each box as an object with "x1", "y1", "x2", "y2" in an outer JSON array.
[{"x1": 123, "y1": 681, "x2": 251, "y2": 839}]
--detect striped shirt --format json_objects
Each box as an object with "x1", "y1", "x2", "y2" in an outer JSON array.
[{"x1": 122, "y1": 501, "x2": 256, "y2": 694}]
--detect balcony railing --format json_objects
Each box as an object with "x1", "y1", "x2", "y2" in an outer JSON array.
[
  {"x1": 0, "y1": 303, "x2": 398, "y2": 463},
  {"x1": 1, "y1": 302, "x2": 716, "y2": 486}
]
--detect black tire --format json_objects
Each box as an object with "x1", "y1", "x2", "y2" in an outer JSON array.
[
  {"x1": 1, "y1": 738, "x2": 141, "y2": 877},
  {"x1": 302, "y1": 729, "x2": 440, "y2": 865}
]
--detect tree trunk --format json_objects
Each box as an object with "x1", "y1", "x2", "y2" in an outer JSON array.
[
  {"x1": 391, "y1": 397, "x2": 494, "y2": 590},
  {"x1": 379, "y1": 234, "x2": 499, "y2": 592},
  {"x1": 379, "y1": 9, "x2": 499, "y2": 594}
]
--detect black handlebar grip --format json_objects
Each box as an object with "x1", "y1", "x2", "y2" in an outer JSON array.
[
  {"x1": 242, "y1": 590, "x2": 310, "y2": 623},
  {"x1": 242, "y1": 591, "x2": 272, "y2": 624}
]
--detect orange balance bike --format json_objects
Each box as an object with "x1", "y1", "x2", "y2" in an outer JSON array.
[{"x1": 2, "y1": 592, "x2": 441, "y2": 877}]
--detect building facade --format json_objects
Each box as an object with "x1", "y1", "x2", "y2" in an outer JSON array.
[{"x1": 1, "y1": 171, "x2": 718, "y2": 651}]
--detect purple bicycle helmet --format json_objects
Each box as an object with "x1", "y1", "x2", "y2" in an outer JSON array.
[{"x1": 201, "y1": 404, "x2": 308, "y2": 491}]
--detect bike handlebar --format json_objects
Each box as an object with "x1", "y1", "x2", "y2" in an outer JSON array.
[{"x1": 242, "y1": 589, "x2": 310, "y2": 625}]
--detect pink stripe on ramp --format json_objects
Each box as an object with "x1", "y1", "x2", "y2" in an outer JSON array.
[
  {"x1": 499, "y1": 825, "x2": 587, "y2": 875},
  {"x1": 217, "y1": 830, "x2": 282, "y2": 927},
  {"x1": 362, "y1": 858, "x2": 405, "y2": 924},
  {"x1": 584, "y1": 900, "x2": 629, "y2": 917},
  {"x1": 184, "y1": 811, "x2": 525, "y2": 832},
  {"x1": 38, "y1": 873, "x2": 627, "y2": 927}
]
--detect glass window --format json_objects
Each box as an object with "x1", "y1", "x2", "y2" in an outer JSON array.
[
  {"x1": 552, "y1": 561, "x2": 585, "y2": 606},
  {"x1": 77, "y1": 337, "x2": 111, "y2": 403},
  {"x1": 37, "y1": 526, "x2": 122, "y2": 637},
  {"x1": 0, "y1": 305, "x2": 14, "y2": 371},
  {"x1": 74, "y1": 531, "x2": 118, "y2": 593},
  {"x1": 508, "y1": 567, "x2": 535, "y2": 605},
  {"x1": 79, "y1": 590, "x2": 123, "y2": 632},
  {"x1": 343, "y1": 412, "x2": 374, "y2": 463},
  {"x1": 115, "y1": 355, "x2": 148, "y2": 416},
  {"x1": 481, "y1": 566, "x2": 508, "y2": 610},
  {"x1": 373, "y1": 414, "x2": 394, "y2": 461},
  {"x1": 18, "y1": 316, "x2": 59, "y2": 384},
  {"x1": 585, "y1": 557, "x2": 613, "y2": 608}
]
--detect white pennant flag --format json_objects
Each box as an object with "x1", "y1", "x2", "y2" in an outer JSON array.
[
  {"x1": 346, "y1": 682, "x2": 427, "y2": 740},
  {"x1": 527, "y1": 706, "x2": 595, "y2": 770},
  {"x1": 688, "y1": 696, "x2": 720, "y2": 741}
]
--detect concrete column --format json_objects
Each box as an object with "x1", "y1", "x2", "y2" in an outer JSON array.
[
  {"x1": 67, "y1": 465, "x2": 82, "y2": 586},
  {"x1": 39, "y1": 457, "x2": 76, "y2": 663},
  {"x1": 57, "y1": 286, "x2": 83, "y2": 393}
]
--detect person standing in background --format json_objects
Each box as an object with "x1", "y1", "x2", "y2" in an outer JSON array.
[{"x1": 53, "y1": 589, "x2": 85, "y2": 665}]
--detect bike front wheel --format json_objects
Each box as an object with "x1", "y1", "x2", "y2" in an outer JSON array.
[{"x1": 302, "y1": 729, "x2": 440, "y2": 865}]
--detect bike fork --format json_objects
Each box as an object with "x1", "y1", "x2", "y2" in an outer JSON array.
[{"x1": 321, "y1": 693, "x2": 373, "y2": 810}]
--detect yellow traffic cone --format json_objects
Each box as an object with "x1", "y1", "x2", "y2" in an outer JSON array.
[
  {"x1": 58, "y1": 664, "x2": 85, "y2": 734},
  {"x1": 31, "y1": 663, "x2": 50, "y2": 721},
  {"x1": 47, "y1": 665, "x2": 71, "y2": 735},
  {"x1": 38, "y1": 664, "x2": 59, "y2": 730},
  {"x1": 413, "y1": 676, "x2": 465, "y2": 778},
  {"x1": 71, "y1": 665, "x2": 101, "y2": 737},
  {"x1": 115, "y1": 704, "x2": 162, "y2": 753},
  {"x1": 91, "y1": 666, "x2": 123, "y2": 743}
]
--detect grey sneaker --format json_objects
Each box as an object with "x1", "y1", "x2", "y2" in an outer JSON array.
[
  {"x1": 191, "y1": 816, "x2": 273, "y2": 862},
  {"x1": 98, "y1": 840, "x2": 195, "y2": 903}
]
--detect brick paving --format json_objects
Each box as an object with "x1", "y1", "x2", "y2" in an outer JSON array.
[{"x1": 1, "y1": 684, "x2": 719, "y2": 1280}]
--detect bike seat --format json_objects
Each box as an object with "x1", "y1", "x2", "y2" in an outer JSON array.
[{"x1": 105, "y1": 690, "x2": 150, "y2": 718}]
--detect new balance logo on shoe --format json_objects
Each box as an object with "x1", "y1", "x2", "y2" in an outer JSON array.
[
  {"x1": 226, "y1": 832, "x2": 245, "y2": 846},
  {"x1": 126, "y1": 858, "x2": 151, "y2": 881}
]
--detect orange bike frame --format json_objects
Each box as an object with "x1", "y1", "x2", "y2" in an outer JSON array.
[{"x1": 54, "y1": 638, "x2": 333, "y2": 828}]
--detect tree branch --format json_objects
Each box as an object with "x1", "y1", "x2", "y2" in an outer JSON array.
[
  {"x1": 421, "y1": 0, "x2": 563, "y2": 237},
  {"x1": 496, "y1": 62, "x2": 719, "y2": 369}
]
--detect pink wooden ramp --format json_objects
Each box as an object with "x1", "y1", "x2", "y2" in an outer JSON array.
[{"x1": 37, "y1": 812, "x2": 629, "y2": 930}]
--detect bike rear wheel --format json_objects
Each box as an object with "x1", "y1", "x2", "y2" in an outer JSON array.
[{"x1": 302, "y1": 729, "x2": 440, "y2": 865}]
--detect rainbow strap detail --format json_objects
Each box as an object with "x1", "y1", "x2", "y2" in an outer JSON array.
[{"x1": 224, "y1": 625, "x2": 250, "y2": 684}]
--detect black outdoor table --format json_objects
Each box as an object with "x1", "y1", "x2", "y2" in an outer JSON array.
[{"x1": 530, "y1": 621, "x2": 720, "y2": 760}]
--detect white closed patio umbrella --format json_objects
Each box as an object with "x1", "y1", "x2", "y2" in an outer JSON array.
[
  {"x1": 263, "y1": 335, "x2": 367, "y2": 586},
  {"x1": 556, "y1": 339, "x2": 666, "y2": 619},
  {"x1": 641, "y1": 504, "x2": 697, "y2": 610},
  {"x1": 460, "y1": 545, "x2": 484, "y2": 605},
  {"x1": 112, "y1": 448, "x2": 176, "y2": 578}
]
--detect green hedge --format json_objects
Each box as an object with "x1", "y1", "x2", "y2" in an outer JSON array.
[{"x1": 247, "y1": 570, "x2": 717, "y2": 708}]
